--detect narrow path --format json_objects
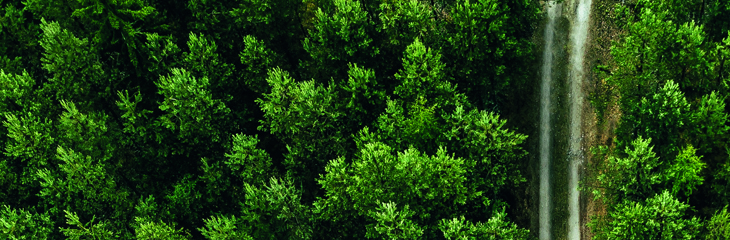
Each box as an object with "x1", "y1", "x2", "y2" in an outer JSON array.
[
  {"x1": 567, "y1": 0, "x2": 592, "y2": 239},
  {"x1": 539, "y1": 2, "x2": 561, "y2": 240}
]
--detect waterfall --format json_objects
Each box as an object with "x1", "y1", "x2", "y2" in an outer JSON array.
[
  {"x1": 568, "y1": 0, "x2": 592, "y2": 239},
  {"x1": 540, "y1": 0, "x2": 591, "y2": 238},
  {"x1": 539, "y1": 2, "x2": 560, "y2": 240}
]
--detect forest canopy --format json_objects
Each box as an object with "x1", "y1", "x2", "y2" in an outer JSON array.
[
  {"x1": 588, "y1": 0, "x2": 730, "y2": 239},
  {"x1": 3, "y1": 0, "x2": 730, "y2": 239},
  {"x1": 0, "y1": 0, "x2": 540, "y2": 239}
]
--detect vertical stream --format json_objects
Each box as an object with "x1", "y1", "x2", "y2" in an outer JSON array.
[
  {"x1": 539, "y1": 0, "x2": 591, "y2": 239},
  {"x1": 568, "y1": 0, "x2": 592, "y2": 239},
  {"x1": 539, "y1": 2, "x2": 560, "y2": 240}
]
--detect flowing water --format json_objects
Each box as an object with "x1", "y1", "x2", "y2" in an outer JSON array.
[
  {"x1": 540, "y1": 0, "x2": 591, "y2": 239},
  {"x1": 568, "y1": 0, "x2": 592, "y2": 239},
  {"x1": 539, "y1": 2, "x2": 560, "y2": 240}
]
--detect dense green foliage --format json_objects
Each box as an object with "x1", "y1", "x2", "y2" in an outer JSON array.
[
  {"x1": 0, "y1": 0, "x2": 539, "y2": 238},
  {"x1": 589, "y1": 0, "x2": 730, "y2": 238}
]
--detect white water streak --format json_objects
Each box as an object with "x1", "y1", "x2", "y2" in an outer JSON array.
[
  {"x1": 568, "y1": 0, "x2": 592, "y2": 239},
  {"x1": 540, "y1": 2, "x2": 560, "y2": 240}
]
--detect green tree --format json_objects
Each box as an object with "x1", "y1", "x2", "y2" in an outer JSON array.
[
  {"x1": 665, "y1": 146, "x2": 706, "y2": 198},
  {"x1": 441, "y1": 0, "x2": 539, "y2": 108},
  {"x1": 0, "y1": 4, "x2": 42, "y2": 78},
  {"x1": 60, "y1": 210, "x2": 118, "y2": 239},
  {"x1": 395, "y1": 38, "x2": 463, "y2": 108},
  {"x1": 2, "y1": 111, "x2": 55, "y2": 207},
  {"x1": 617, "y1": 81, "x2": 691, "y2": 159},
  {"x1": 25, "y1": 0, "x2": 163, "y2": 69},
  {"x1": 0, "y1": 0, "x2": 539, "y2": 238},
  {"x1": 0, "y1": 205, "x2": 53, "y2": 239},
  {"x1": 198, "y1": 215, "x2": 253, "y2": 240},
  {"x1": 367, "y1": 202, "x2": 424, "y2": 239},
  {"x1": 690, "y1": 91, "x2": 729, "y2": 156},
  {"x1": 197, "y1": 134, "x2": 276, "y2": 214},
  {"x1": 241, "y1": 177, "x2": 312, "y2": 239},
  {"x1": 316, "y1": 142, "x2": 470, "y2": 238},
  {"x1": 134, "y1": 219, "x2": 190, "y2": 240},
  {"x1": 710, "y1": 154, "x2": 730, "y2": 209},
  {"x1": 187, "y1": 0, "x2": 304, "y2": 71},
  {"x1": 591, "y1": 1, "x2": 730, "y2": 238},
  {"x1": 239, "y1": 35, "x2": 281, "y2": 94},
  {"x1": 593, "y1": 137, "x2": 705, "y2": 204},
  {"x1": 39, "y1": 19, "x2": 105, "y2": 110},
  {"x1": 257, "y1": 67, "x2": 346, "y2": 200},
  {"x1": 705, "y1": 206, "x2": 730, "y2": 239},
  {"x1": 182, "y1": 32, "x2": 234, "y2": 101},
  {"x1": 131, "y1": 195, "x2": 190, "y2": 239},
  {"x1": 374, "y1": 0, "x2": 436, "y2": 81},
  {"x1": 609, "y1": 5, "x2": 716, "y2": 106},
  {"x1": 155, "y1": 68, "x2": 230, "y2": 150},
  {"x1": 438, "y1": 210, "x2": 531, "y2": 240},
  {"x1": 591, "y1": 191, "x2": 701, "y2": 240},
  {"x1": 302, "y1": 0, "x2": 378, "y2": 81}
]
